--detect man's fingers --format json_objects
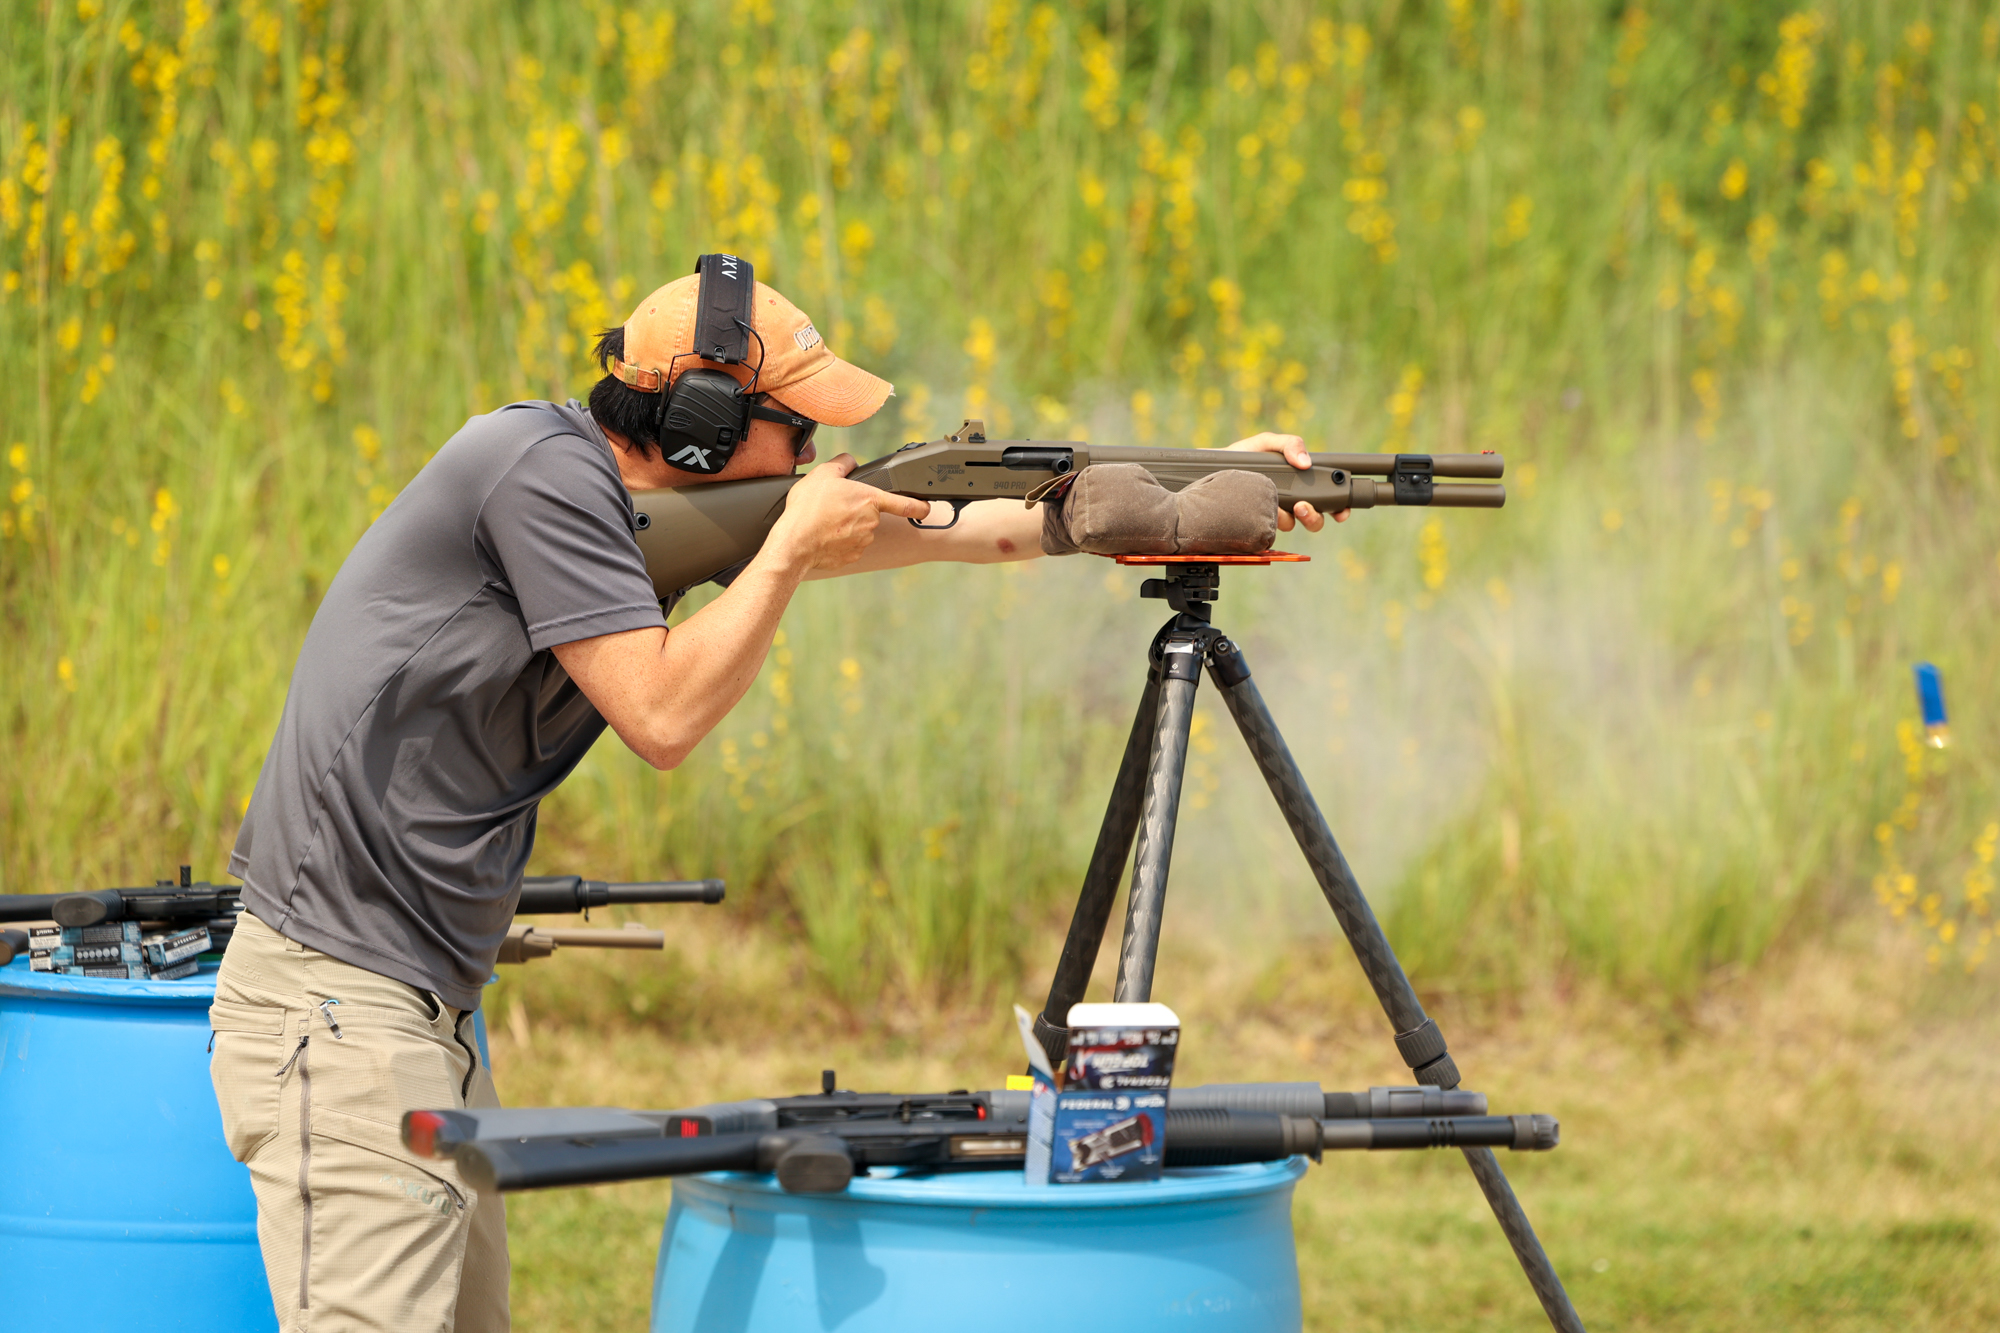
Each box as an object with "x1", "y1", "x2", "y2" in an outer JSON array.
[
  {"x1": 1225, "y1": 431, "x2": 1311, "y2": 469},
  {"x1": 872, "y1": 491, "x2": 934, "y2": 519},
  {"x1": 815, "y1": 453, "x2": 858, "y2": 478},
  {"x1": 1275, "y1": 501, "x2": 1323, "y2": 534}
]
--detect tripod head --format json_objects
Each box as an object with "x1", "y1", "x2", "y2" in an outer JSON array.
[{"x1": 1119, "y1": 552, "x2": 1310, "y2": 621}]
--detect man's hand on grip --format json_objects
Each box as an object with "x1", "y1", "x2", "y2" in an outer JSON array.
[
  {"x1": 767, "y1": 454, "x2": 932, "y2": 573},
  {"x1": 1224, "y1": 431, "x2": 1348, "y2": 532}
]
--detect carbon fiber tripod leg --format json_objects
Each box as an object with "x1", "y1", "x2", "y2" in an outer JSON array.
[
  {"x1": 1465, "y1": 1143, "x2": 1582, "y2": 1329},
  {"x1": 1034, "y1": 669, "x2": 1163, "y2": 1066},
  {"x1": 1114, "y1": 631, "x2": 1207, "y2": 1002},
  {"x1": 1206, "y1": 635, "x2": 1586, "y2": 1333}
]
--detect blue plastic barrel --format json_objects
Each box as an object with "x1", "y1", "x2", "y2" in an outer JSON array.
[
  {"x1": 652, "y1": 1158, "x2": 1308, "y2": 1331},
  {"x1": 1, "y1": 955, "x2": 496, "y2": 1332},
  {"x1": 0, "y1": 957, "x2": 275, "y2": 1332}
]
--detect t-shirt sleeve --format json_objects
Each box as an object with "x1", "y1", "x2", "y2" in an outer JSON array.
[{"x1": 475, "y1": 432, "x2": 667, "y2": 651}]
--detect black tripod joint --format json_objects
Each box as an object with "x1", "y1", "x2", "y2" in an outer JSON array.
[
  {"x1": 1206, "y1": 635, "x2": 1251, "y2": 689},
  {"x1": 1153, "y1": 623, "x2": 1256, "y2": 692}
]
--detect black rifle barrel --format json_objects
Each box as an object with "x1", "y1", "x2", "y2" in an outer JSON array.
[
  {"x1": 1320, "y1": 1115, "x2": 1560, "y2": 1152},
  {"x1": 515, "y1": 876, "x2": 725, "y2": 914}
]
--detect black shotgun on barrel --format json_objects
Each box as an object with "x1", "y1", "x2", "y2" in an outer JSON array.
[{"x1": 402, "y1": 1078, "x2": 1554, "y2": 1194}]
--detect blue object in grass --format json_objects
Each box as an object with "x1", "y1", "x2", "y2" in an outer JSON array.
[{"x1": 1914, "y1": 662, "x2": 1949, "y2": 749}]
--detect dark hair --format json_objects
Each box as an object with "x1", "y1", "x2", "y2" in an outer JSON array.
[{"x1": 588, "y1": 327, "x2": 660, "y2": 457}]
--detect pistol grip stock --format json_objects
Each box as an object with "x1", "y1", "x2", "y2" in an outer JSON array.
[{"x1": 631, "y1": 475, "x2": 798, "y2": 600}]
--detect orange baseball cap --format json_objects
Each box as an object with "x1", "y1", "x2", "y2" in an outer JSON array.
[{"x1": 613, "y1": 272, "x2": 893, "y2": 427}]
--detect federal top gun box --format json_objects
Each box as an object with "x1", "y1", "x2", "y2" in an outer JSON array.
[{"x1": 1033, "y1": 1001, "x2": 1181, "y2": 1184}]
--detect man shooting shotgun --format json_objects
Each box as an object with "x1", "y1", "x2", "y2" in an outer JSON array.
[{"x1": 207, "y1": 252, "x2": 1355, "y2": 1333}]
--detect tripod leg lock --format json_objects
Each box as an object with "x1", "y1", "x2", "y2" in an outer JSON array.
[
  {"x1": 1031, "y1": 1011, "x2": 1070, "y2": 1069},
  {"x1": 1412, "y1": 1051, "x2": 1461, "y2": 1090},
  {"x1": 1206, "y1": 637, "x2": 1251, "y2": 688},
  {"x1": 1393, "y1": 1018, "x2": 1460, "y2": 1091}
]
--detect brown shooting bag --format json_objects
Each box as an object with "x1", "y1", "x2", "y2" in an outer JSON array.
[{"x1": 1040, "y1": 464, "x2": 1279, "y2": 557}]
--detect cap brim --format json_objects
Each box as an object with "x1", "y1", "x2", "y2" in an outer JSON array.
[{"x1": 770, "y1": 356, "x2": 893, "y2": 428}]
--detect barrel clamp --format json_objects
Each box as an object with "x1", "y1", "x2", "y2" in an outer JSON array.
[{"x1": 1392, "y1": 454, "x2": 1435, "y2": 506}]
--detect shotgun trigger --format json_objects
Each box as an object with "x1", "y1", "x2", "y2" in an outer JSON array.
[{"x1": 908, "y1": 498, "x2": 971, "y2": 530}]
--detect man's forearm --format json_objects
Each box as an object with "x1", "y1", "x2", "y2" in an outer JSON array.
[
  {"x1": 808, "y1": 499, "x2": 1042, "y2": 578},
  {"x1": 640, "y1": 540, "x2": 820, "y2": 762},
  {"x1": 554, "y1": 545, "x2": 807, "y2": 770}
]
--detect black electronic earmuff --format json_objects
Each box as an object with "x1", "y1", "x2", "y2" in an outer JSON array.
[{"x1": 654, "y1": 253, "x2": 761, "y2": 475}]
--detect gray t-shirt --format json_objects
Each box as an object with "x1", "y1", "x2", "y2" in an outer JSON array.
[{"x1": 231, "y1": 400, "x2": 667, "y2": 1010}]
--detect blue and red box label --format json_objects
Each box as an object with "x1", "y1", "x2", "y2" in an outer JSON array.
[{"x1": 1029, "y1": 1002, "x2": 1180, "y2": 1184}]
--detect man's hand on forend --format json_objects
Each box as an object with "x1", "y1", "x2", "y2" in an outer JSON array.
[
  {"x1": 1223, "y1": 432, "x2": 1350, "y2": 532},
  {"x1": 767, "y1": 454, "x2": 932, "y2": 573}
]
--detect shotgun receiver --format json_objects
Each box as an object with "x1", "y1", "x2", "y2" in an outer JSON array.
[{"x1": 630, "y1": 419, "x2": 1506, "y2": 598}]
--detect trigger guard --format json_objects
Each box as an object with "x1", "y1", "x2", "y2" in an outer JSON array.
[{"x1": 906, "y1": 499, "x2": 968, "y2": 531}]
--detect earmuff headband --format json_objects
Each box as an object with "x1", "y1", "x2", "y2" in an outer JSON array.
[{"x1": 691, "y1": 253, "x2": 754, "y2": 365}]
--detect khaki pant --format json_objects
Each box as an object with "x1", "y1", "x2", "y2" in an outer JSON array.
[{"x1": 209, "y1": 913, "x2": 509, "y2": 1333}]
